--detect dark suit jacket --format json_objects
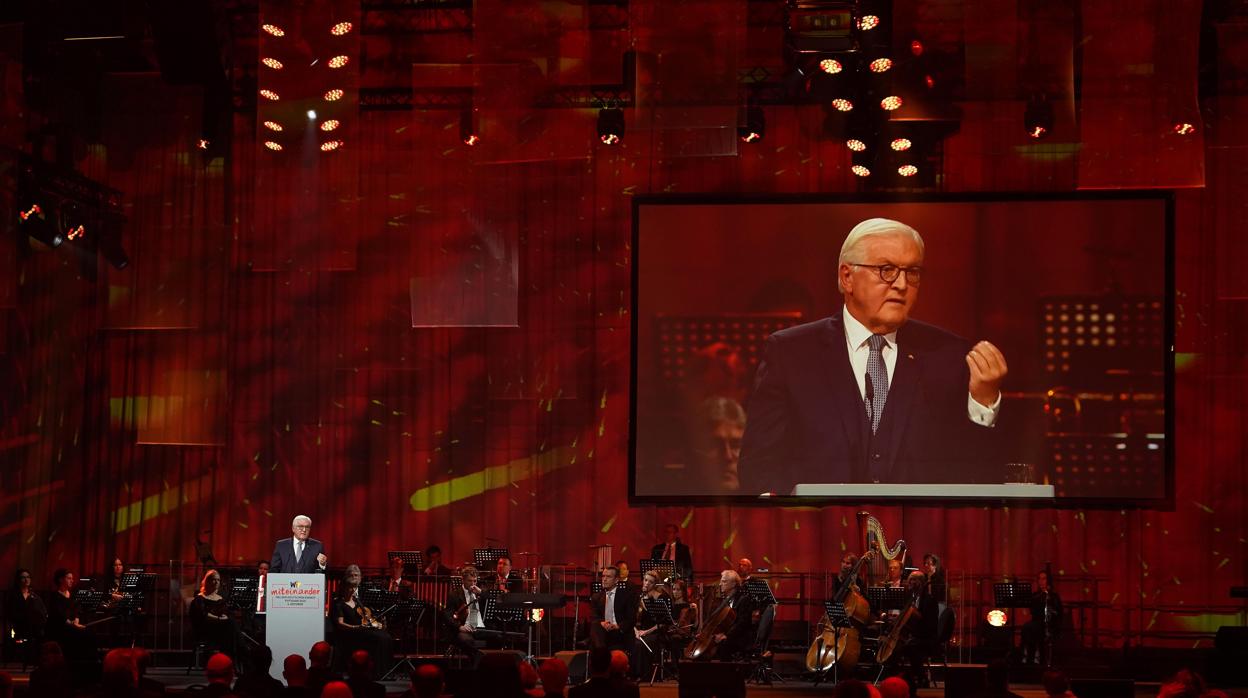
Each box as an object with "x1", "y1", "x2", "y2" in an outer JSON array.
[
  {"x1": 269, "y1": 537, "x2": 327, "y2": 574},
  {"x1": 740, "y1": 312, "x2": 1001, "y2": 493},
  {"x1": 589, "y1": 585, "x2": 641, "y2": 634},
  {"x1": 649, "y1": 541, "x2": 694, "y2": 580}
]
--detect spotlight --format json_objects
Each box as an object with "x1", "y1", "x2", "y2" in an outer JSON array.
[
  {"x1": 261, "y1": 57, "x2": 283, "y2": 70},
  {"x1": 881, "y1": 96, "x2": 903, "y2": 111},
  {"x1": 869, "y1": 58, "x2": 893, "y2": 73},
  {"x1": 307, "y1": 110, "x2": 317, "y2": 120},
  {"x1": 323, "y1": 89, "x2": 344, "y2": 101},
  {"x1": 196, "y1": 139, "x2": 210, "y2": 149},
  {"x1": 910, "y1": 40, "x2": 924, "y2": 56},
  {"x1": 320, "y1": 120, "x2": 340, "y2": 132},
  {"x1": 18, "y1": 203, "x2": 64, "y2": 248},
  {"x1": 263, "y1": 121, "x2": 283, "y2": 132},
  {"x1": 738, "y1": 105, "x2": 765, "y2": 143},
  {"x1": 819, "y1": 58, "x2": 843, "y2": 75},
  {"x1": 264, "y1": 141, "x2": 283, "y2": 151},
  {"x1": 330, "y1": 22, "x2": 353, "y2": 35},
  {"x1": 832, "y1": 98, "x2": 854, "y2": 112},
  {"x1": 890, "y1": 138, "x2": 912, "y2": 151},
  {"x1": 846, "y1": 139, "x2": 867, "y2": 152},
  {"x1": 986, "y1": 609, "x2": 1008, "y2": 627},
  {"x1": 328, "y1": 55, "x2": 350, "y2": 69},
  {"x1": 851, "y1": 164, "x2": 871, "y2": 177},
  {"x1": 459, "y1": 108, "x2": 480, "y2": 146},
  {"x1": 58, "y1": 201, "x2": 88, "y2": 241},
  {"x1": 597, "y1": 107, "x2": 625, "y2": 145},
  {"x1": 1024, "y1": 96, "x2": 1055, "y2": 139},
  {"x1": 1172, "y1": 122, "x2": 1196, "y2": 135},
  {"x1": 261, "y1": 24, "x2": 285, "y2": 37},
  {"x1": 898, "y1": 164, "x2": 918, "y2": 177},
  {"x1": 859, "y1": 15, "x2": 880, "y2": 30},
  {"x1": 320, "y1": 140, "x2": 343, "y2": 152},
  {"x1": 259, "y1": 89, "x2": 280, "y2": 101}
]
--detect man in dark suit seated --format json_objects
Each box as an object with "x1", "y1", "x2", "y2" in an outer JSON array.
[
  {"x1": 649, "y1": 524, "x2": 694, "y2": 581},
  {"x1": 269, "y1": 515, "x2": 328, "y2": 574},
  {"x1": 589, "y1": 566, "x2": 640, "y2": 656},
  {"x1": 741, "y1": 217, "x2": 1009, "y2": 493}
]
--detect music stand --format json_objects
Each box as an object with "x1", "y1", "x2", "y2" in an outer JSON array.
[
  {"x1": 386, "y1": 550, "x2": 424, "y2": 575},
  {"x1": 866, "y1": 587, "x2": 911, "y2": 613},
  {"x1": 638, "y1": 560, "x2": 676, "y2": 583},
  {"x1": 993, "y1": 582, "x2": 1033, "y2": 608},
  {"x1": 811, "y1": 601, "x2": 851, "y2": 686},
  {"x1": 380, "y1": 597, "x2": 430, "y2": 681},
  {"x1": 744, "y1": 578, "x2": 776, "y2": 607},
  {"x1": 74, "y1": 588, "x2": 106, "y2": 615},
  {"x1": 639, "y1": 596, "x2": 674, "y2": 685},
  {"x1": 473, "y1": 548, "x2": 511, "y2": 570}
]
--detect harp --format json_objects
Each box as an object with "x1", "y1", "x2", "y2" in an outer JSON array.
[{"x1": 857, "y1": 511, "x2": 906, "y2": 586}]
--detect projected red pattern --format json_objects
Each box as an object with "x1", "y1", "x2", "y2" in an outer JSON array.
[{"x1": 0, "y1": 0, "x2": 1242, "y2": 651}]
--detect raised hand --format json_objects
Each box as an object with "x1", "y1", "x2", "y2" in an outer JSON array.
[{"x1": 967, "y1": 340, "x2": 1008, "y2": 408}]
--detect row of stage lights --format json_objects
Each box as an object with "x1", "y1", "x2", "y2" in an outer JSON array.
[{"x1": 258, "y1": 20, "x2": 353, "y2": 153}]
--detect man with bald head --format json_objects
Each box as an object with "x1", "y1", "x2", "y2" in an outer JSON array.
[
  {"x1": 269, "y1": 515, "x2": 328, "y2": 574},
  {"x1": 741, "y1": 218, "x2": 1008, "y2": 492}
]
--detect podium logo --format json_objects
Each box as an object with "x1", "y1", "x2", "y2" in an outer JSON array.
[{"x1": 290, "y1": 581, "x2": 301, "y2": 588}]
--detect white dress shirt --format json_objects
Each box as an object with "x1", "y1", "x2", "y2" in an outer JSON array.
[
  {"x1": 465, "y1": 588, "x2": 484, "y2": 628},
  {"x1": 841, "y1": 306, "x2": 1000, "y2": 427}
]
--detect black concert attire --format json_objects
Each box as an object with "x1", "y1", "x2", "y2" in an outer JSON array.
[
  {"x1": 928, "y1": 568, "x2": 948, "y2": 604},
  {"x1": 377, "y1": 574, "x2": 413, "y2": 596},
  {"x1": 487, "y1": 571, "x2": 525, "y2": 594},
  {"x1": 633, "y1": 590, "x2": 673, "y2": 678},
  {"x1": 331, "y1": 594, "x2": 393, "y2": 677},
  {"x1": 4, "y1": 588, "x2": 48, "y2": 659},
  {"x1": 1021, "y1": 587, "x2": 1061, "y2": 664},
  {"x1": 670, "y1": 600, "x2": 697, "y2": 645},
  {"x1": 423, "y1": 563, "x2": 454, "y2": 578},
  {"x1": 709, "y1": 587, "x2": 759, "y2": 660},
  {"x1": 830, "y1": 574, "x2": 860, "y2": 599},
  {"x1": 899, "y1": 589, "x2": 941, "y2": 688},
  {"x1": 46, "y1": 590, "x2": 96, "y2": 663},
  {"x1": 649, "y1": 540, "x2": 694, "y2": 581},
  {"x1": 443, "y1": 584, "x2": 486, "y2": 662},
  {"x1": 589, "y1": 584, "x2": 641, "y2": 654},
  {"x1": 189, "y1": 594, "x2": 239, "y2": 658}
]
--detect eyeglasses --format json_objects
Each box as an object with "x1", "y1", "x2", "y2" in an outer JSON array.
[
  {"x1": 293, "y1": 525, "x2": 311, "y2": 530},
  {"x1": 851, "y1": 263, "x2": 923, "y2": 286}
]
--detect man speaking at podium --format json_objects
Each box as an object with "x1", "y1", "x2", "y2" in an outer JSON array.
[
  {"x1": 270, "y1": 515, "x2": 328, "y2": 574},
  {"x1": 739, "y1": 218, "x2": 1008, "y2": 494}
]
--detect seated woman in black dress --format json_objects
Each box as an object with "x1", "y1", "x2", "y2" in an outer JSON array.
[
  {"x1": 45, "y1": 568, "x2": 97, "y2": 664},
  {"x1": 632, "y1": 570, "x2": 674, "y2": 677},
  {"x1": 189, "y1": 569, "x2": 239, "y2": 658},
  {"x1": 5, "y1": 568, "x2": 48, "y2": 662},
  {"x1": 331, "y1": 564, "x2": 393, "y2": 678}
]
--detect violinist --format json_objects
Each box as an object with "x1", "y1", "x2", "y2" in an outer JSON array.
[
  {"x1": 1021, "y1": 570, "x2": 1061, "y2": 665},
  {"x1": 444, "y1": 565, "x2": 485, "y2": 664},
  {"x1": 668, "y1": 578, "x2": 698, "y2": 645},
  {"x1": 331, "y1": 564, "x2": 393, "y2": 675},
  {"x1": 633, "y1": 570, "x2": 673, "y2": 677}
]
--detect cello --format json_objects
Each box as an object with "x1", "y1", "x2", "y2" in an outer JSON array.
[
  {"x1": 876, "y1": 588, "x2": 919, "y2": 664},
  {"x1": 805, "y1": 550, "x2": 874, "y2": 674},
  {"x1": 683, "y1": 603, "x2": 735, "y2": 660}
]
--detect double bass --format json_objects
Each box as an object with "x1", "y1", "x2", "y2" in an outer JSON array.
[
  {"x1": 805, "y1": 550, "x2": 874, "y2": 674},
  {"x1": 876, "y1": 588, "x2": 919, "y2": 664}
]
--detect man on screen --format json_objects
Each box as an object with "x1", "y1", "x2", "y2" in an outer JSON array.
[
  {"x1": 739, "y1": 218, "x2": 1008, "y2": 493},
  {"x1": 270, "y1": 515, "x2": 328, "y2": 574}
]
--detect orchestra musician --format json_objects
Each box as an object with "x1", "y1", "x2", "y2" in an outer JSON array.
[
  {"x1": 443, "y1": 565, "x2": 486, "y2": 663},
  {"x1": 923, "y1": 553, "x2": 947, "y2": 603},
  {"x1": 1021, "y1": 570, "x2": 1061, "y2": 665},
  {"x1": 331, "y1": 564, "x2": 393, "y2": 677},
  {"x1": 383, "y1": 556, "x2": 414, "y2": 595},
  {"x1": 101, "y1": 558, "x2": 127, "y2": 606},
  {"x1": 615, "y1": 560, "x2": 633, "y2": 588},
  {"x1": 668, "y1": 578, "x2": 698, "y2": 646},
  {"x1": 423, "y1": 546, "x2": 453, "y2": 577},
  {"x1": 488, "y1": 556, "x2": 524, "y2": 593},
  {"x1": 879, "y1": 559, "x2": 906, "y2": 589},
  {"x1": 189, "y1": 569, "x2": 240, "y2": 659},
  {"x1": 897, "y1": 571, "x2": 940, "y2": 689},
  {"x1": 5, "y1": 569, "x2": 47, "y2": 662},
  {"x1": 830, "y1": 553, "x2": 861, "y2": 597},
  {"x1": 649, "y1": 524, "x2": 694, "y2": 581},
  {"x1": 589, "y1": 566, "x2": 640, "y2": 654},
  {"x1": 704, "y1": 570, "x2": 758, "y2": 660},
  {"x1": 633, "y1": 570, "x2": 673, "y2": 678},
  {"x1": 46, "y1": 568, "x2": 97, "y2": 665}
]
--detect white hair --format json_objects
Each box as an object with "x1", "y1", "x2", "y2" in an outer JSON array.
[
  {"x1": 837, "y1": 218, "x2": 926, "y2": 292},
  {"x1": 721, "y1": 570, "x2": 742, "y2": 586},
  {"x1": 291, "y1": 515, "x2": 312, "y2": 527}
]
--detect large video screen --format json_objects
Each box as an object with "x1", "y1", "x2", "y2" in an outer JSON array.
[{"x1": 631, "y1": 195, "x2": 1171, "y2": 503}]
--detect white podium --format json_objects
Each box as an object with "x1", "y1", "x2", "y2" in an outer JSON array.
[{"x1": 265, "y1": 573, "x2": 326, "y2": 682}]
